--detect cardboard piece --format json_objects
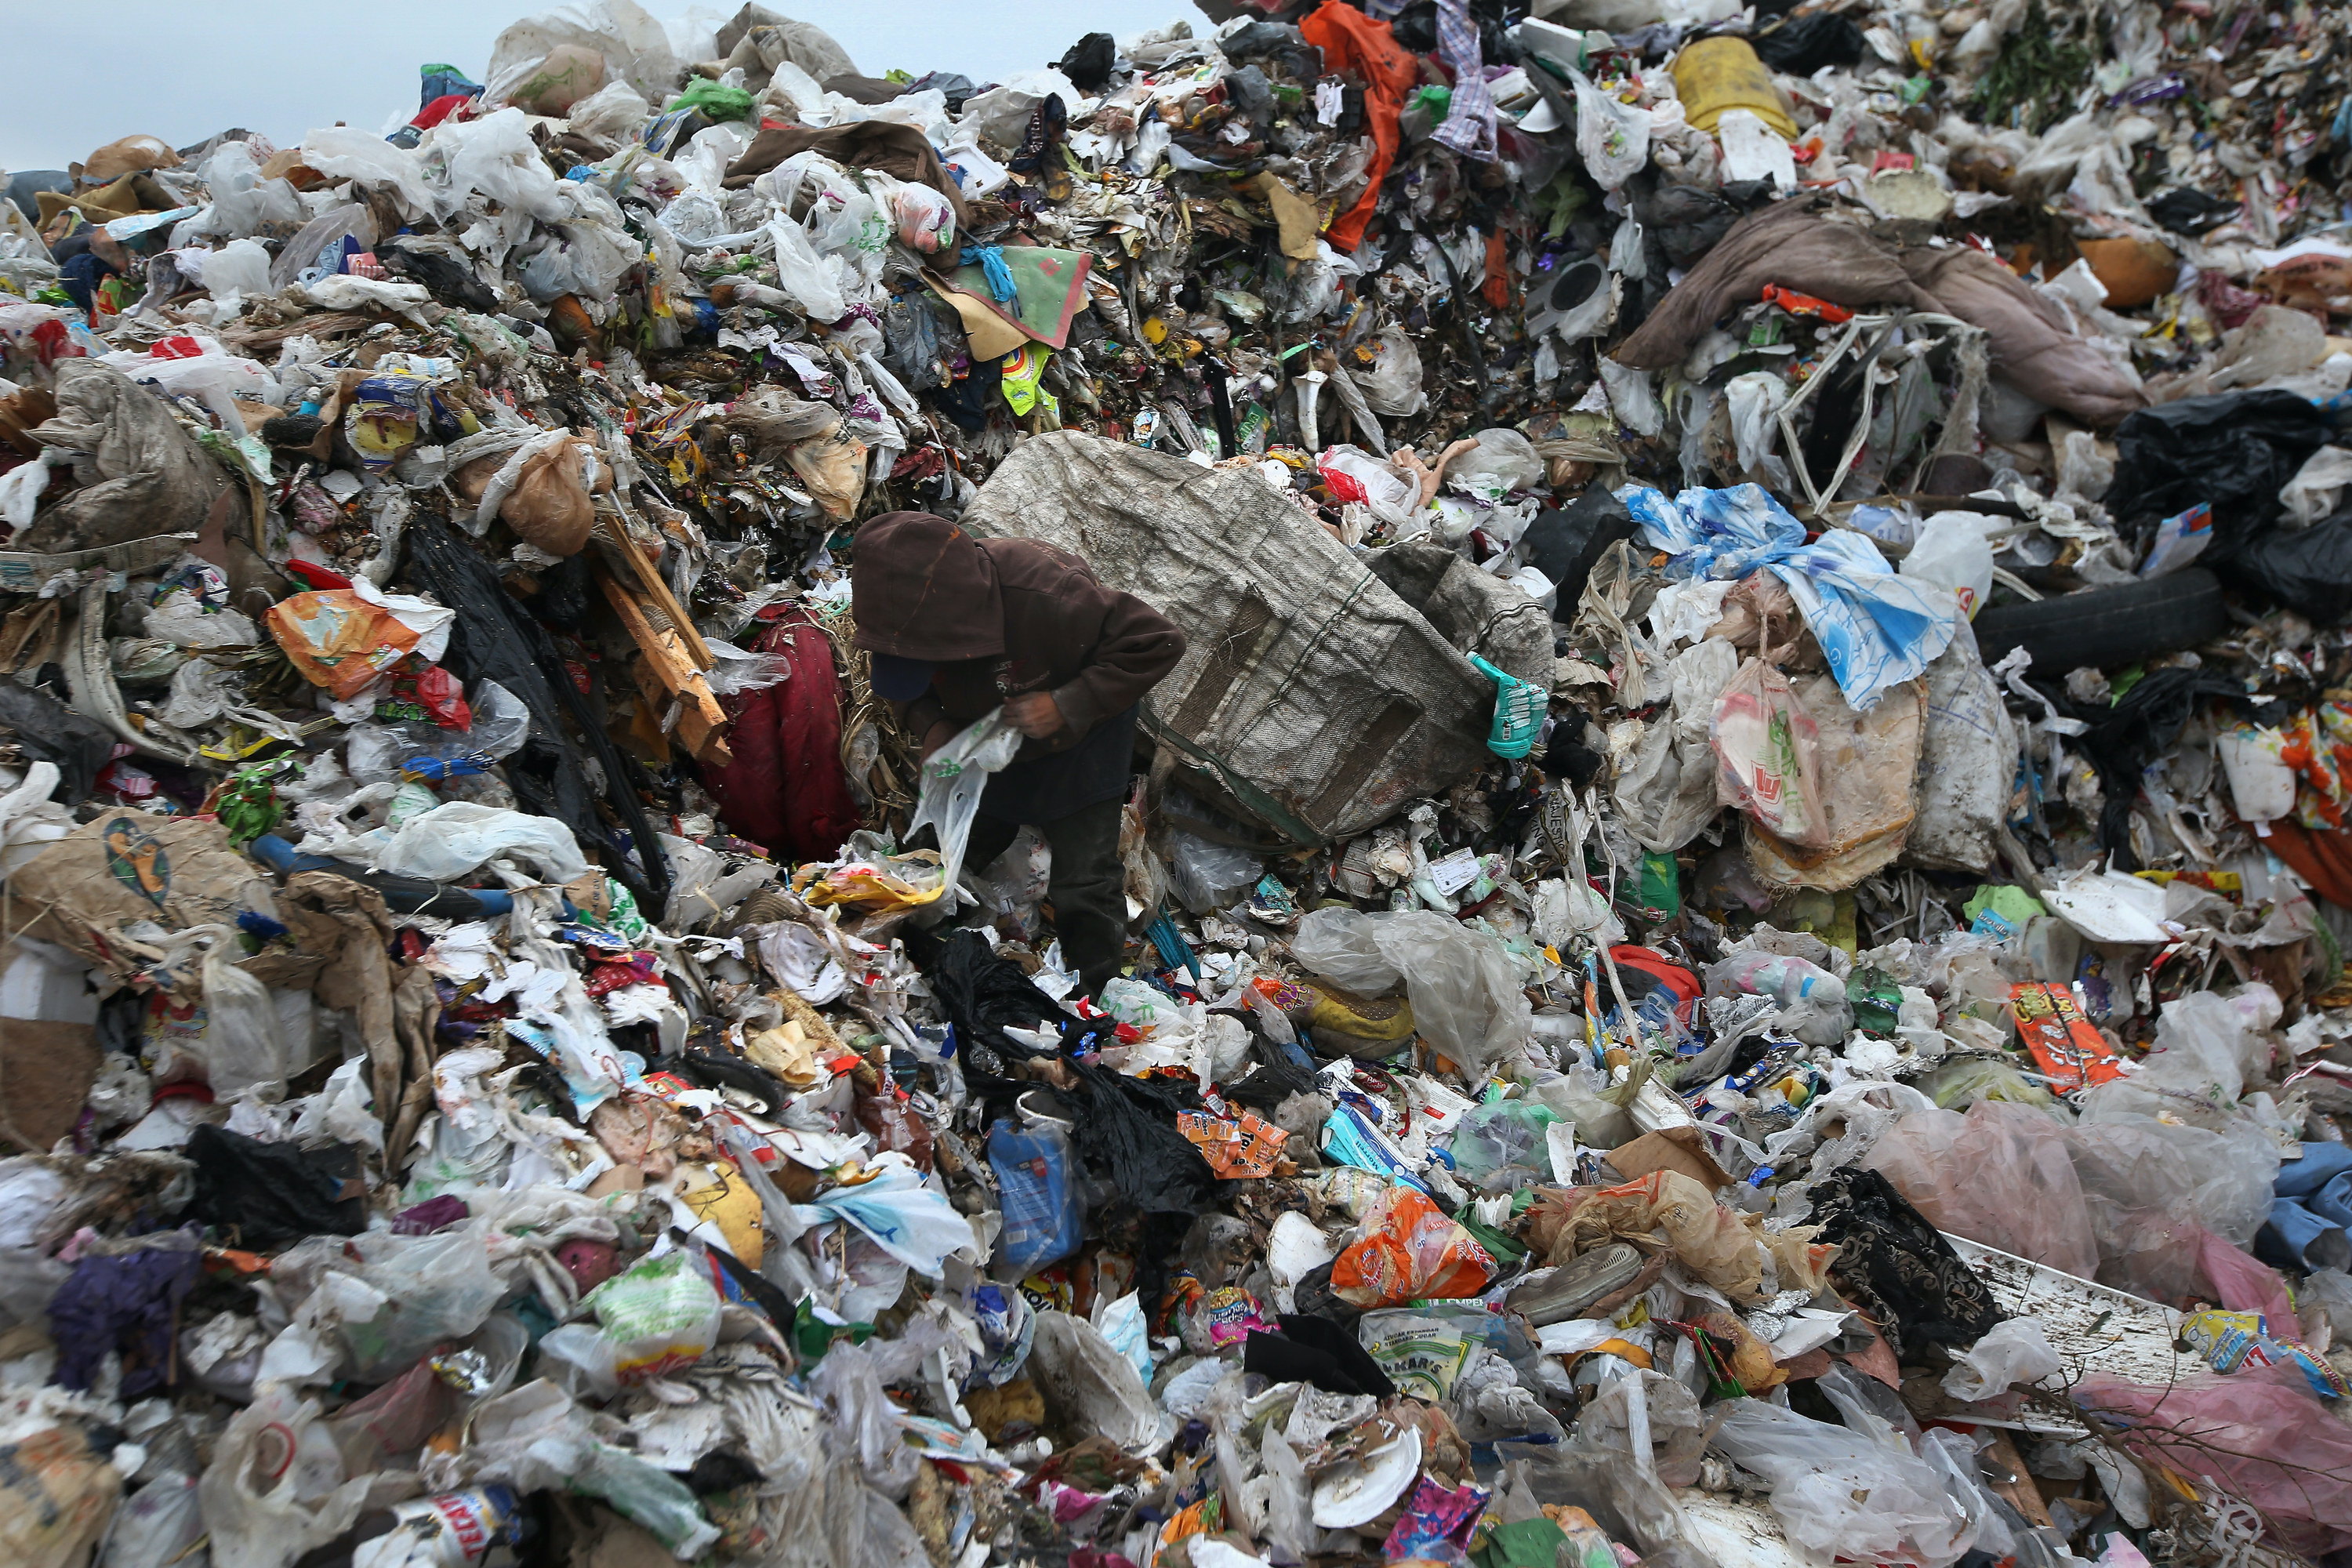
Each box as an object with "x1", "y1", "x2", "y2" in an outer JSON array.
[
  {"x1": 1606, "y1": 1126, "x2": 1736, "y2": 1192},
  {"x1": 0, "y1": 1018, "x2": 100, "y2": 1151}
]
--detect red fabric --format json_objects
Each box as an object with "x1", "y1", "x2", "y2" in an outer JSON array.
[
  {"x1": 2262, "y1": 818, "x2": 2352, "y2": 911},
  {"x1": 706, "y1": 609, "x2": 862, "y2": 864},
  {"x1": 412, "y1": 93, "x2": 476, "y2": 130},
  {"x1": 1298, "y1": 2, "x2": 1418, "y2": 252}
]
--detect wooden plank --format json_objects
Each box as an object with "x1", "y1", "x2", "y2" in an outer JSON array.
[
  {"x1": 604, "y1": 527, "x2": 713, "y2": 671},
  {"x1": 592, "y1": 558, "x2": 731, "y2": 764}
]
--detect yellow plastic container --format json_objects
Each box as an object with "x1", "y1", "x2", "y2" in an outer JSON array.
[{"x1": 1673, "y1": 36, "x2": 1798, "y2": 139}]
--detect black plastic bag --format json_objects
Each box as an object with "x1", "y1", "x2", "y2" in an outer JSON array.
[
  {"x1": 2102, "y1": 390, "x2": 2331, "y2": 542},
  {"x1": 0, "y1": 682, "x2": 117, "y2": 804},
  {"x1": 1521, "y1": 486, "x2": 1640, "y2": 620},
  {"x1": 909, "y1": 927, "x2": 1065, "y2": 1070},
  {"x1": 1067, "y1": 1058, "x2": 1217, "y2": 1217},
  {"x1": 2068, "y1": 666, "x2": 2245, "y2": 869},
  {"x1": 402, "y1": 521, "x2": 670, "y2": 913},
  {"x1": 185, "y1": 1124, "x2": 366, "y2": 1249},
  {"x1": 1056, "y1": 32, "x2": 1117, "y2": 92},
  {"x1": 1751, "y1": 12, "x2": 1864, "y2": 71},
  {"x1": 2214, "y1": 509, "x2": 2352, "y2": 626},
  {"x1": 1243, "y1": 1312, "x2": 1397, "y2": 1397},
  {"x1": 2146, "y1": 187, "x2": 2240, "y2": 235}
]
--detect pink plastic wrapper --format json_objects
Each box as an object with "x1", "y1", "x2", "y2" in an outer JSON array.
[{"x1": 1864, "y1": 1100, "x2": 2100, "y2": 1280}]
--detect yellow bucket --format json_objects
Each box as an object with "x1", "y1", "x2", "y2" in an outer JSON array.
[{"x1": 1673, "y1": 36, "x2": 1798, "y2": 139}]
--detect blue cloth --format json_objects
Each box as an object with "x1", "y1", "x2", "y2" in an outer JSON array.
[
  {"x1": 2258, "y1": 1144, "x2": 2352, "y2": 1270},
  {"x1": 1621, "y1": 483, "x2": 1960, "y2": 711},
  {"x1": 959, "y1": 244, "x2": 1018, "y2": 304}
]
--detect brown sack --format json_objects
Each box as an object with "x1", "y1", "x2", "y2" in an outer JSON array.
[
  {"x1": 76, "y1": 135, "x2": 182, "y2": 184},
  {"x1": 5, "y1": 815, "x2": 269, "y2": 982}
]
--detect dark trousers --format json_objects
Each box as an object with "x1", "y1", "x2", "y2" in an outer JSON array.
[{"x1": 964, "y1": 797, "x2": 1127, "y2": 997}]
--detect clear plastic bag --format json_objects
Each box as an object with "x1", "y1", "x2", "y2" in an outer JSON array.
[
  {"x1": 1703, "y1": 948, "x2": 1852, "y2": 1046},
  {"x1": 1710, "y1": 656, "x2": 1828, "y2": 849},
  {"x1": 99, "y1": 1468, "x2": 204, "y2": 1568},
  {"x1": 1291, "y1": 907, "x2": 1534, "y2": 1076},
  {"x1": 1027, "y1": 1311, "x2": 1167, "y2": 1453},
  {"x1": 1168, "y1": 829, "x2": 1261, "y2": 914},
  {"x1": 1350, "y1": 326, "x2": 1427, "y2": 417},
  {"x1": 1710, "y1": 1398, "x2": 1975, "y2": 1568},
  {"x1": 326, "y1": 1229, "x2": 506, "y2": 1381},
  {"x1": 905, "y1": 712, "x2": 1023, "y2": 895},
  {"x1": 1446, "y1": 1100, "x2": 1561, "y2": 1181},
  {"x1": 1572, "y1": 68, "x2": 1650, "y2": 190}
]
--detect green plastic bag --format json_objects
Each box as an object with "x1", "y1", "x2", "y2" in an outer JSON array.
[{"x1": 666, "y1": 79, "x2": 756, "y2": 121}]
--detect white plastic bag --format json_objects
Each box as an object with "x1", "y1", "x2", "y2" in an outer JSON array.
[
  {"x1": 1446, "y1": 428, "x2": 1545, "y2": 498},
  {"x1": 198, "y1": 1388, "x2": 374, "y2": 1568},
  {"x1": 2218, "y1": 727, "x2": 2296, "y2": 822},
  {"x1": 299, "y1": 125, "x2": 435, "y2": 218},
  {"x1": 1940, "y1": 1318, "x2": 2063, "y2": 1401},
  {"x1": 193, "y1": 238, "x2": 274, "y2": 311},
  {"x1": 1716, "y1": 108, "x2": 1796, "y2": 190},
  {"x1": 1709, "y1": 1399, "x2": 1975, "y2": 1568},
  {"x1": 1900, "y1": 511, "x2": 1997, "y2": 620},
  {"x1": 1317, "y1": 444, "x2": 1421, "y2": 526},
  {"x1": 762, "y1": 216, "x2": 849, "y2": 324},
  {"x1": 906, "y1": 712, "x2": 1023, "y2": 893},
  {"x1": 371, "y1": 801, "x2": 590, "y2": 885},
  {"x1": 197, "y1": 929, "x2": 285, "y2": 1098},
  {"x1": 2281, "y1": 444, "x2": 2352, "y2": 528}
]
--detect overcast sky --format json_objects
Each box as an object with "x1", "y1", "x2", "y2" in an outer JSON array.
[{"x1": 4, "y1": 1, "x2": 1211, "y2": 173}]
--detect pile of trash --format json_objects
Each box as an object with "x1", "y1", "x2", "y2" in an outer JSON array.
[{"x1": 4, "y1": 1, "x2": 2352, "y2": 1565}]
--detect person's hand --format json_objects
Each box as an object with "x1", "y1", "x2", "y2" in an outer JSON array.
[
  {"x1": 918, "y1": 720, "x2": 959, "y2": 760},
  {"x1": 1002, "y1": 692, "x2": 1064, "y2": 739}
]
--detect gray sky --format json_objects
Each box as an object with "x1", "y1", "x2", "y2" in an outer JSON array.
[{"x1": 4, "y1": 1, "x2": 1211, "y2": 173}]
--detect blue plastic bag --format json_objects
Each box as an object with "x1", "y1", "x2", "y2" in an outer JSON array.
[
  {"x1": 989, "y1": 1120, "x2": 1083, "y2": 1275},
  {"x1": 1621, "y1": 483, "x2": 1957, "y2": 711}
]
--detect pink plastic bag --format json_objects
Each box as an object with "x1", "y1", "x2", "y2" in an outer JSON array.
[
  {"x1": 2078, "y1": 1367, "x2": 2352, "y2": 1557},
  {"x1": 1864, "y1": 1100, "x2": 2100, "y2": 1279}
]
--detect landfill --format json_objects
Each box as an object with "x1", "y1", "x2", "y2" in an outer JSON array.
[{"x1": 2, "y1": 1, "x2": 2352, "y2": 1566}]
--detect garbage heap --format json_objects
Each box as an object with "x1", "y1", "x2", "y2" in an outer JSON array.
[{"x1": 4, "y1": 1, "x2": 2352, "y2": 1566}]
